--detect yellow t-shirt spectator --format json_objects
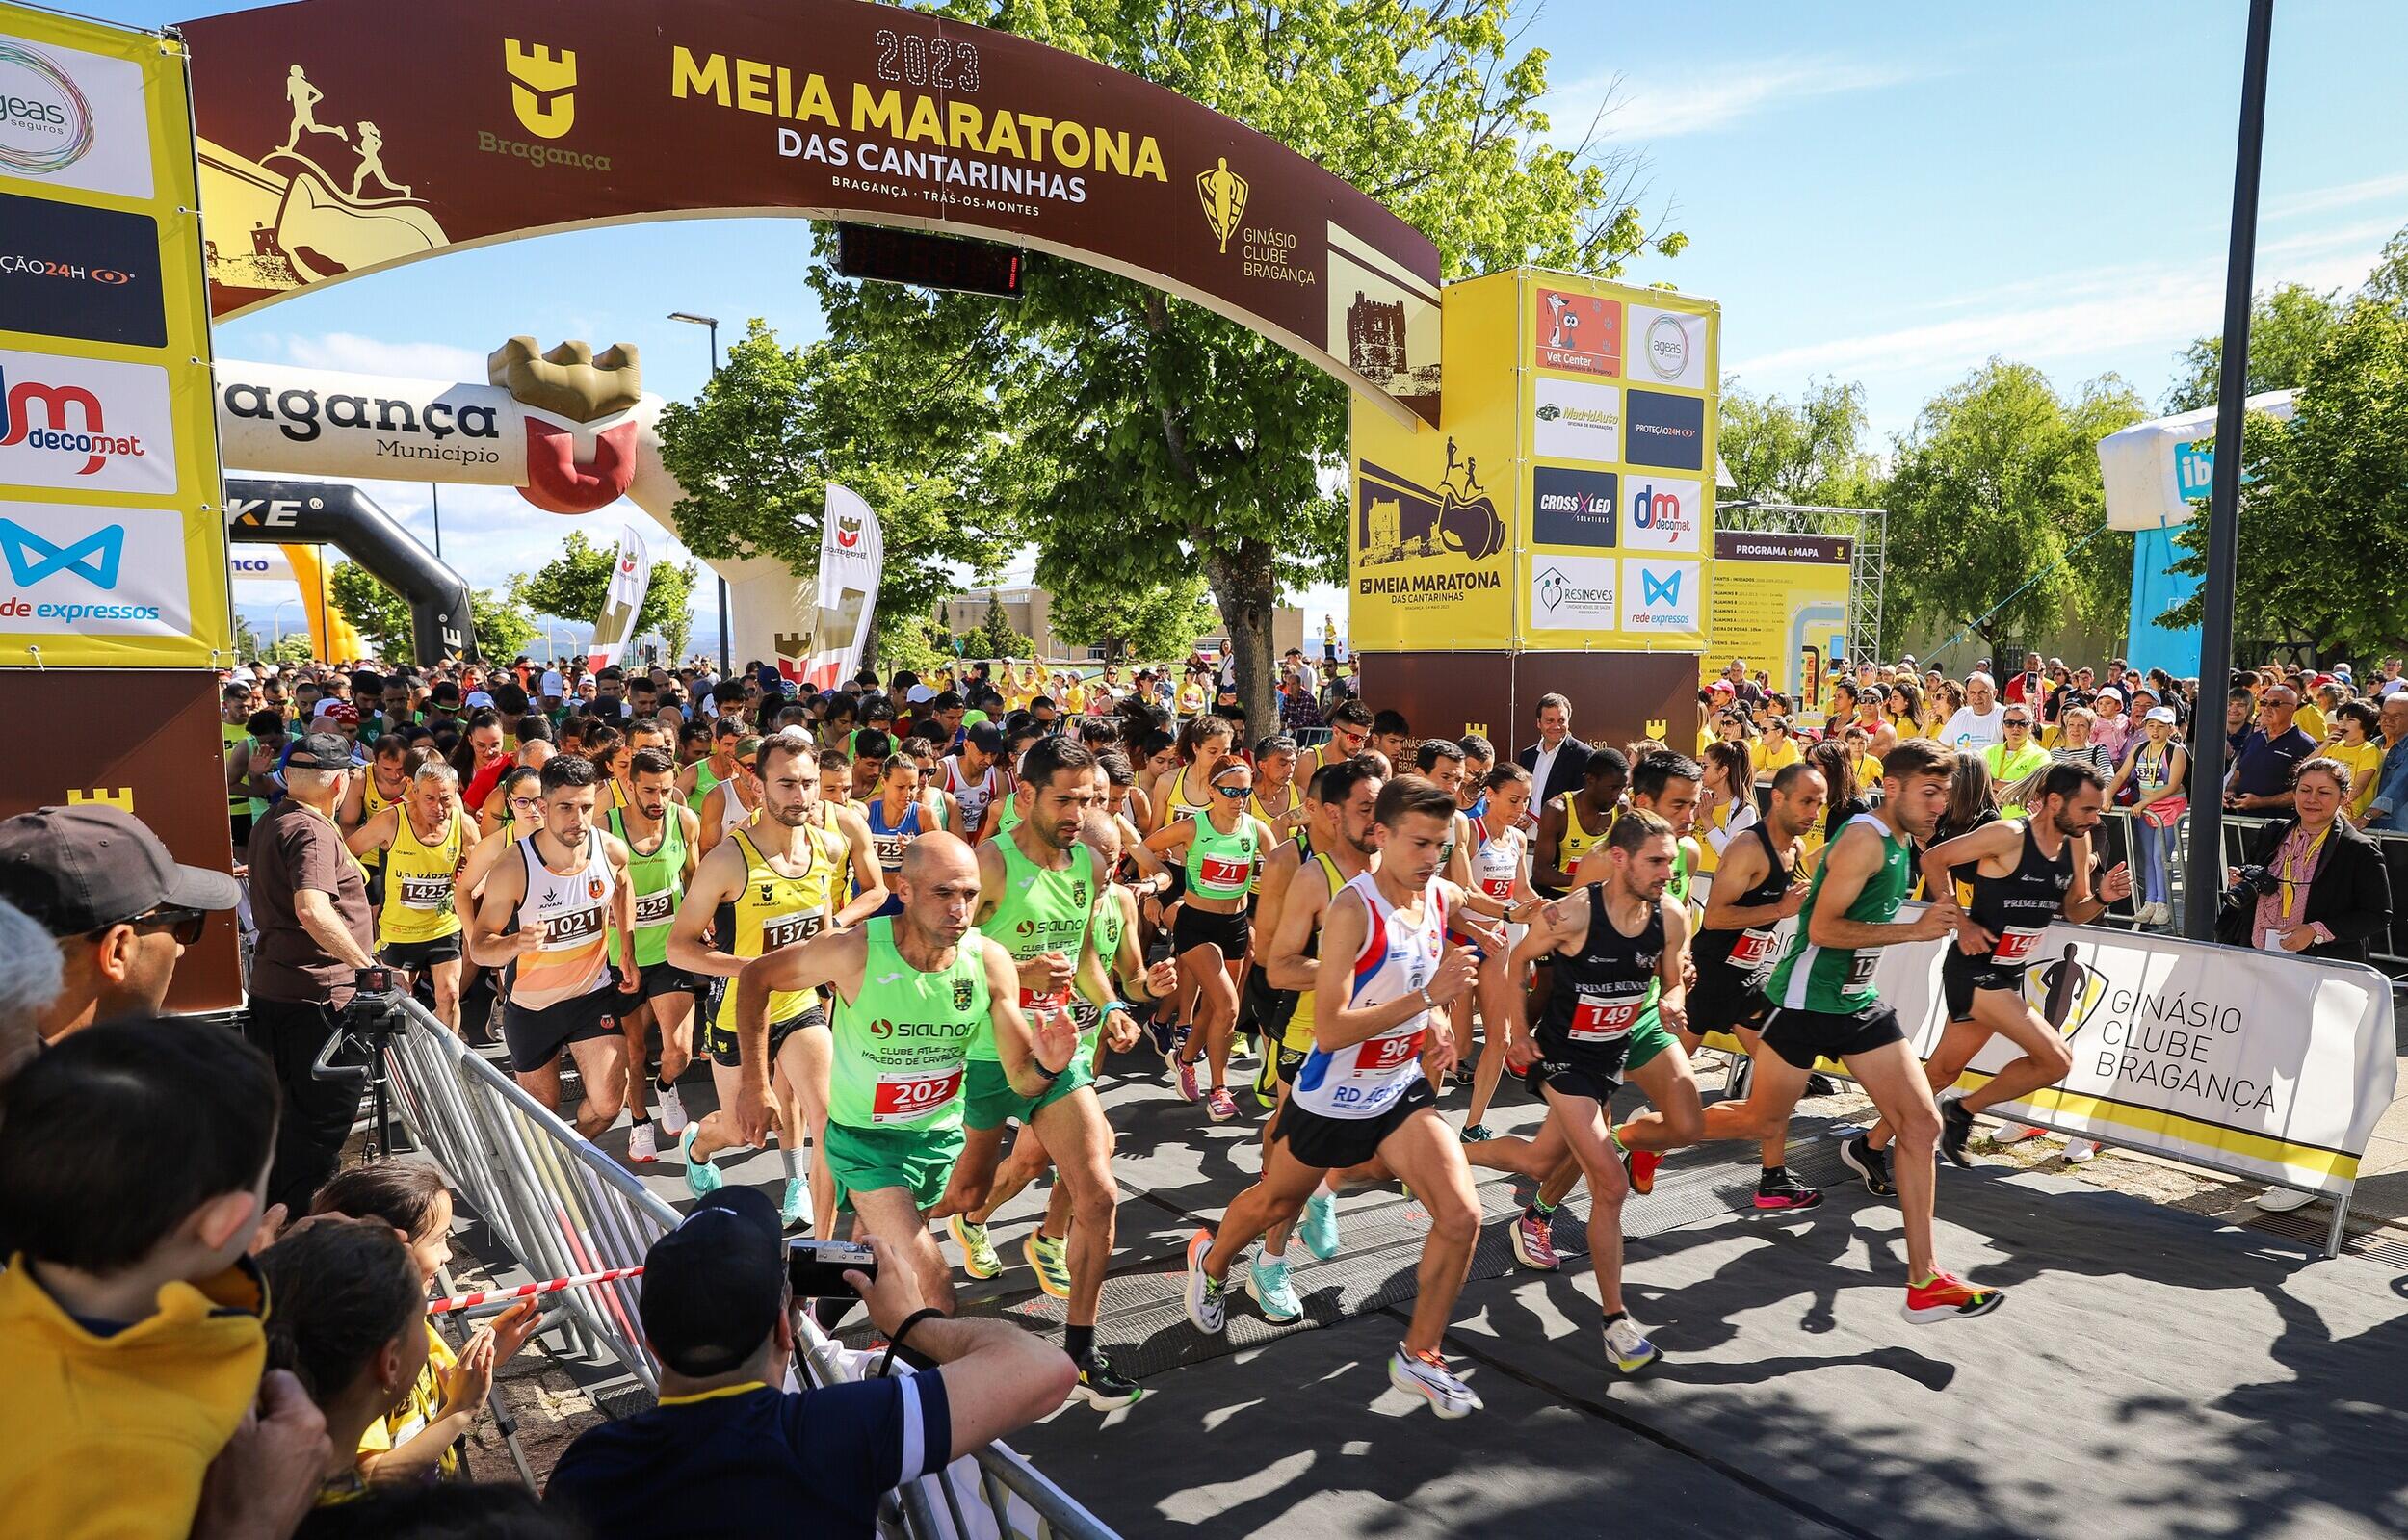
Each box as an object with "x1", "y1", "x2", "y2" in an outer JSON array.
[
  {"x1": 2332, "y1": 737, "x2": 2385, "y2": 821},
  {"x1": 1759, "y1": 735, "x2": 1803, "y2": 774},
  {"x1": 357, "y1": 1323, "x2": 460, "y2": 1479},
  {"x1": 2295, "y1": 702, "x2": 2327, "y2": 742}
]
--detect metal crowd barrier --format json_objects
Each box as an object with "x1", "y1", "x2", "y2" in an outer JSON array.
[{"x1": 379, "y1": 1001, "x2": 1119, "y2": 1539}]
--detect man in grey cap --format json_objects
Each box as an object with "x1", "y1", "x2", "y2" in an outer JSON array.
[
  {"x1": 0, "y1": 803, "x2": 241, "y2": 1050},
  {"x1": 243, "y1": 731, "x2": 379, "y2": 1212}
]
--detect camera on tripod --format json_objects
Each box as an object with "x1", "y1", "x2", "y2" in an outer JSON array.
[{"x1": 341, "y1": 964, "x2": 408, "y2": 1036}]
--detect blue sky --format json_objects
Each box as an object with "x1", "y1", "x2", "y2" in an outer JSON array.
[{"x1": 71, "y1": 0, "x2": 2408, "y2": 647}]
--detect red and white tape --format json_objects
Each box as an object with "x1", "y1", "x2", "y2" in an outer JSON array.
[{"x1": 430, "y1": 1265, "x2": 643, "y2": 1315}]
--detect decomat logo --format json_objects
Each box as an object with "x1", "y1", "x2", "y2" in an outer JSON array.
[{"x1": 506, "y1": 39, "x2": 577, "y2": 141}]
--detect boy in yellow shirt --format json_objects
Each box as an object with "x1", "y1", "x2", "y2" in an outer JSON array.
[{"x1": 0, "y1": 1019, "x2": 284, "y2": 1539}]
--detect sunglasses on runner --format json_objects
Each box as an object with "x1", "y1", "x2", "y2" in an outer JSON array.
[
  {"x1": 2003, "y1": 718, "x2": 2031, "y2": 728},
  {"x1": 1215, "y1": 782, "x2": 1251, "y2": 797}
]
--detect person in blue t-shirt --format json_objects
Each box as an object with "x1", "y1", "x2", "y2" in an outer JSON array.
[{"x1": 544, "y1": 1188, "x2": 1073, "y2": 1540}]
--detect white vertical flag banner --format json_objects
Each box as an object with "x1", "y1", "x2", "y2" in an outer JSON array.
[
  {"x1": 586, "y1": 523, "x2": 654, "y2": 671},
  {"x1": 804, "y1": 483, "x2": 883, "y2": 690}
]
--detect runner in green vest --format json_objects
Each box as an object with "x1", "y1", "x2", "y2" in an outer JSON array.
[
  {"x1": 607, "y1": 746, "x2": 702, "y2": 1164},
  {"x1": 1610, "y1": 737, "x2": 2006, "y2": 1326},
  {"x1": 731, "y1": 831, "x2": 1073, "y2": 1318},
  {"x1": 939, "y1": 737, "x2": 1172, "y2": 1411}
]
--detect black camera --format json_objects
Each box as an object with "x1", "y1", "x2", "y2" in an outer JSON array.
[
  {"x1": 787, "y1": 1239, "x2": 877, "y2": 1297},
  {"x1": 2231, "y1": 863, "x2": 2281, "y2": 899},
  {"x1": 341, "y1": 964, "x2": 407, "y2": 1034}
]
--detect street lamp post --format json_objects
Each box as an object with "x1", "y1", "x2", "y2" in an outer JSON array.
[
  {"x1": 272, "y1": 598, "x2": 300, "y2": 651},
  {"x1": 667, "y1": 311, "x2": 729, "y2": 676}
]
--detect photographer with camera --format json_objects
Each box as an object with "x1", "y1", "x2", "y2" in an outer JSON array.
[
  {"x1": 243, "y1": 732, "x2": 380, "y2": 1214},
  {"x1": 544, "y1": 1188, "x2": 1073, "y2": 1540}
]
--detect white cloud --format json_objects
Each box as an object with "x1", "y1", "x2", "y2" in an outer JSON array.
[
  {"x1": 1542, "y1": 57, "x2": 1926, "y2": 144},
  {"x1": 2265, "y1": 171, "x2": 2408, "y2": 222},
  {"x1": 270, "y1": 332, "x2": 489, "y2": 381},
  {"x1": 1729, "y1": 221, "x2": 2394, "y2": 389}
]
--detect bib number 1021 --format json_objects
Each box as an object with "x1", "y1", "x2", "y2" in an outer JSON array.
[{"x1": 875, "y1": 29, "x2": 982, "y2": 91}]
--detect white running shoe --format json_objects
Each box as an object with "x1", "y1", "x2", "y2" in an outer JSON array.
[
  {"x1": 1988, "y1": 1122, "x2": 2043, "y2": 1146},
  {"x1": 2062, "y1": 1137, "x2": 2100, "y2": 1163},
  {"x1": 1603, "y1": 1316, "x2": 1659, "y2": 1374},
  {"x1": 657, "y1": 1084, "x2": 690, "y2": 1136},
  {"x1": 1183, "y1": 1230, "x2": 1226, "y2": 1335},
  {"x1": 627, "y1": 1120, "x2": 658, "y2": 1163},
  {"x1": 1388, "y1": 1345, "x2": 1481, "y2": 1418},
  {"x1": 2256, "y1": 1185, "x2": 2318, "y2": 1214}
]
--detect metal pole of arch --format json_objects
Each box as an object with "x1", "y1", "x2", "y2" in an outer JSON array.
[{"x1": 2184, "y1": 0, "x2": 2274, "y2": 942}]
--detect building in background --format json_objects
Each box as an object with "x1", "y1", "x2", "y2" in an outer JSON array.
[{"x1": 936, "y1": 585, "x2": 1304, "y2": 664}]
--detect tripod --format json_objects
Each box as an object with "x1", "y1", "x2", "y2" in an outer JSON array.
[{"x1": 310, "y1": 968, "x2": 414, "y2": 1159}]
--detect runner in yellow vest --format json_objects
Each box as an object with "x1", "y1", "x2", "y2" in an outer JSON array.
[{"x1": 347, "y1": 758, "x2": 477, "y2": 1031}]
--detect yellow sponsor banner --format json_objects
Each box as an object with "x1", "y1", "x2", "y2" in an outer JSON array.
[
  {"x1": 0, "y1": 6, "x2": 229, "y2": 667},
  {"x1": 1705, "y1": 529, "x2": 1852, "y2": 718},
  {"x1": 1347, "y1": 270, "x2": 1515, "y2": 651},
  {"x1": 1516, "y1": 271, "x2": 1717, "y2": 649}
]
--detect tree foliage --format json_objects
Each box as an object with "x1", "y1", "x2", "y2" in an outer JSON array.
[
  {"x1": 1048, "y1": 570, "x2": 1216, "y2": 663},
  {"x1": 958, "y1": 592, "x2": 1034, "y2": 661},
  {"x1": 809, "y1": 0, "x2": 1683, "y2": 732},
  {"x1": 509, "y1": 529, "x2": 698, "y2": 662},
  {"x1": 2164, "y1": 281, "x2": 2344, "y2": 413},
  {"x1": 1717, "y1": 378, "x2": 1884, "y2": 508},
  {"x1": 327, "y1": 561, "x2": 534, "y2": 666},
  {"x1": 1885, "y1": 360, "x2": 2143, "y2": 663},
  {"x1": 2163, "y1": 300, "x2": 2408, "y2": 658},
  {"x1": 653, "y1": 319, "x2": 1010, "y2": 653}
]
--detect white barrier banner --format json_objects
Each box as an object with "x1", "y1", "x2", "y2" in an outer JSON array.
[
  {"x1": 1873, "y1": 918, "x2": 2396, "y2": 1196},
  {"x1": 1690, "y1": 877, "x2": 2395, "y2": 1196}
]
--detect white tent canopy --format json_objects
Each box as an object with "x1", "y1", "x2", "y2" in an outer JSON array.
[{"x1": 2097, "y1": 390, "x2": 2295, "y2": 532}]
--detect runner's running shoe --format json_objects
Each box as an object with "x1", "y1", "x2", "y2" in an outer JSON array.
[
  {"x1": 1183, "y1": 1230, "x2": 1226, "y2": 1335},
  {"x1": 1603, "y1": 1316, "x2": 1659, "y2": 1373},
  {"x1": 1753, "y1": 1171, "x2": 1824, "y2": 1211},
  {"x1": 781, "y1": 1177, "x2": 812, "y2": 1232},
  {"x1": 1388, "y1": 1346, "x2": 1482, "y2": 1419},
  {"x1": 1252, "y1": 1051, "x2": 1280, "y2": 1109},
  {"x1": 1025, "y1": 1233, "x2": 1072, "y2": 1299},
  {"x1": 1988, "y1": 1122, "x2": 2042, "y2": 1146},
  {"x1": 628, "y1": 1121, "x2": 658, "y2": 1163},
  {"x1": 1451, "y1": 1064, "x2": 1476, "y2": 1087},
  {"x1": 656, "y1": 1084, "x2": 690, "y2": 1136},
  {"x1": 949, "y1": 1215, "x2": 1002, "y2": 1280},
  {"x1": 1073, "y1": 1349, "x2": 1144, "y2": 1410},
  {"x1": 1175, "y1": 1057, "x2": 1204, "y2": 1103},
  {"x1": 1903, "y1": 1269, "x2": 2005, "y2": 1324},
  {"x1": 1840, "y1": 1134, "x2": 1894, "y2": 1197},
  {"x1": 1460, "y1": 1123, "x2": 1494, "y2": 1142},
  {"x1": 1510, "y1": 1210, "x2": 1560, "y2": 1271},
  {"x1": 1624, "y1": 1144, "x2": 1662, "y2": 1196},
  {"x1": 677, "y1": 1126, "x2": 722, "y2": 1197},
  {"x1": 2062, "y1": 1137, "x2": 2100, "y2": 1164},
  {"x1": 1299, "y1": 1190, "x2": 1342, "y2": 1260},
  {"x1": 1246, "y1": 1255, "x2": 1303, "y2": 1322},
  {"x1": 1206, "y1": 1087, "x2": 1239, "y2": 1122},
  {"x1": 1938, "y1": 1099, "x2": 1976, "y2": 1167}
]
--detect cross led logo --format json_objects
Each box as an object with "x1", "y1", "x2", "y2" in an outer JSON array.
[{"x1": 0, "y1": 516, "x2": 120, "y2": 587}]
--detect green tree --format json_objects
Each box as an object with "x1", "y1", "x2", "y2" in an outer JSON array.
[
  {"x1": 1717, "y1": 378, "x2": 1885, "y2": 508},
  {"x1": 508, "y1": 529, "x2": 698, "y2": 662},
  {"x1": 815, "y1": 0, "x2": 1683, "y2": 733},
  {"x1": 959, "y1": 592, "x2": 1034, "y2": 661},
  {"x1": 1049, "y1": 571, "x2": 1216, "y2": 663},
  {"x1": 327, "y1": 561, "x2": 535, "y2": 665},
  {"x1": 654, "y1": 319, "x2": 1010, "y2": 660},
  {"x1": 2164, "y1": 281, "x2": 2344, "y2": 412},
  {"x1": 1886, "y1": 360, "x2": 2144, "y2": 663},
  {"x1": 2162, "y1": 300, "x2": 2408, "y2": 658}
]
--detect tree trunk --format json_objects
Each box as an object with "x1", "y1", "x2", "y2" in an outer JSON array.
[{"x1": 1203, "y1": 543, "x2": 1279, "y2": 745}]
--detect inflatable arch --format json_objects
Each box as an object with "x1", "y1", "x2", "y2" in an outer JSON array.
[
  {"x1": 179, "y1": 0, "x2": 1445, "y2": 666},
  {"x1": 224, "y1": 478, "x2": 479, "y2": 664}
]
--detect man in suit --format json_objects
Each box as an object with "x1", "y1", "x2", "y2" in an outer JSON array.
[{"x1": 1517, "y1": 692, "x2": 1590, "y2": 808}]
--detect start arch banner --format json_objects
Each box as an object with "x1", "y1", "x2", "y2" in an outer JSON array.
[{"x1": 176, "y1": 0, "x2": 1443, "y2": 425}]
